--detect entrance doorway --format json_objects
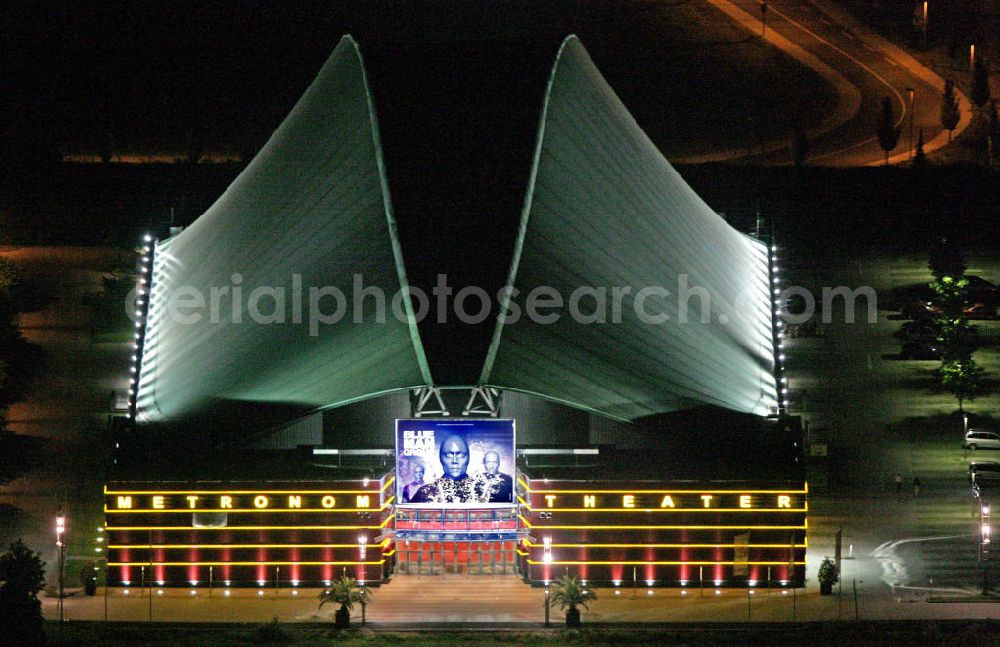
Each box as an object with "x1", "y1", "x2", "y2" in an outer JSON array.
[{"x1": 396, "y1": 540, "x2": 518, "y2": 575}]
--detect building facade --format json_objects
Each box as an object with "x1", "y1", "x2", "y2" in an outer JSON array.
[
  {"x1": 106, "y1": 422, "x2": 807, "y2": 589},
  {"x1": 104, "y1": 478, "x2": 393, "y2": 587}
]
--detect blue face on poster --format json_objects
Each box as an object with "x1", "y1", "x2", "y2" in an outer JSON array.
[{"x1": 396, "y1": 419, "x2": 515, "y2": 506}]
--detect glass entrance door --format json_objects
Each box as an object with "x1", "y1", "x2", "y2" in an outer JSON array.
[{"x1": 396, "y1": 540, "x2": 518, "y2": 575}]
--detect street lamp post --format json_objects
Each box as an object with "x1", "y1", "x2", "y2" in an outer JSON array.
[
  {"x1": 56, "y1": 509, "x2": 66, "y2": 623},
  {"x1": 906, "y1": 88, "x2": 915, "y2": 158},
  {"x1": 981, "y1": 504, "x2": 991, "y2": 595},
  {"x1": 358, "y1": 535, "x2": 368, "y2": 625},
  {"x1": 95, "y1": 527, "x2": 108, "y2": 622},
  {"x1": 103, "y1": 561, "x2": 108, "y2": 621},
  {"x1": 922, "y1": 2, "x2": 928, "y2": 49},
  {"x1": 102, "y1": 558, "x2": 108, "y2": 622},
  {"x1": 147, "y1": 531, "x2": 153, "y2": 622},
  {"x1": 544, "y1": 585, "x2": 550, "y2": 627},
  {"x1": 760, "y1": 3, "x2": 768, "y2": 39}
]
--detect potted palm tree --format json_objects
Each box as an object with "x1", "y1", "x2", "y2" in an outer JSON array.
[
  {"x1": 817, "y1": 557, "x2": 839, "y2": 596},
  {"x1": 79, "y1": 561, "x2": 98, "y2": 596},
  {"x1": 550, "y1": 574, "x2": 597, "y2": 627},
  {"x1": 318, "y1": 576, "x2": 372, "y2": 628}
]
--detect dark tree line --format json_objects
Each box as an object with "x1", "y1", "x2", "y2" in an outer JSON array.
[
  {"x1": 0, "y1": 539, "x2": 46, "y2": 647},
  {"x1": 0, "y1": 258, "x2": 44, "y2": 486}
]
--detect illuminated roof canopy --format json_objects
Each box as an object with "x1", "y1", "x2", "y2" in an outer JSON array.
[{"x1": 137, "y1": 35, "x2": 776, "y2": 431}]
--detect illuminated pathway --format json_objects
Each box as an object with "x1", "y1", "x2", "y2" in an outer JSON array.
[{"x1": 42, "y1": 576, "x2": 1000, "y2": 623}]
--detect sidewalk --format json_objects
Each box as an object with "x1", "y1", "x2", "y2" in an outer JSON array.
[{"x1": 43, "y1": 574, "x2": 1000, "y2": 624}]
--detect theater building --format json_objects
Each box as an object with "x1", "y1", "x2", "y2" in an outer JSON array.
[
  {"x1": 107, "y1": 34, "x2": 803, "y2": 590},
  {"x1": 105, "y1": 413, "x2": 805, "y2": 588}
]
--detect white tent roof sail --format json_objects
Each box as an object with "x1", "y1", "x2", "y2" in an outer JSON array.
[{"x1": 136, "y1": 35, "x2": 777, "y2": 431}]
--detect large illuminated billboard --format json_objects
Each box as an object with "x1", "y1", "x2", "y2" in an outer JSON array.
[{"x1": 396, "y1": 419, "x2": 515, "y2": 506}]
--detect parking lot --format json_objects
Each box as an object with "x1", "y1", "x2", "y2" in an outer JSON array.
[{"x1": 783, "y1": 250, "x2": 1000, "y2": 596}]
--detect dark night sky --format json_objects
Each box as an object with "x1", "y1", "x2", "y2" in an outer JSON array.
[
  {"x1": 4, "y1": 0, "x2": 992, "y2": 160},
  {"x1": 3, "y1": 1, "x2": 655, "y2": 157}
]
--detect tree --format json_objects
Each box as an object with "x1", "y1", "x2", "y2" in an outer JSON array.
[
  {"x1": 928, "y1": 237, "x2": 966, "y2": 282},
  {"x1": 99, "y1": 129, "x2": 115, "y2": 165},
  {"x1": 914, "y1": 127, "x2": 927, "y2": 167},
  {"x1": 550, "y1": 574, "x2": 597, "y2": 627},
  {"x1": 930, "y1": 276, "x2": 969, "y2": 317},
  {"x1": 876, "y1": 96, "x2": 900, "y2": 165},
  {"x1": 971, "y1": 57, "x2": 991, "y2": 111},
  {"x1": 817, "y1": 557, "x2": 839, "y2": 595},
  {"x1": 928, "y1": 273, "x2": 981, "y2": 361},
  {"x1": 0, "y1": 539, "x2": 46, "y2": 647},
  {"x1": 941, "y1": 79, "x2": 961, "y2": 142},
  {"x1": 79, "y1": 560, "x2": 99, "y2": 596},
  {"x1": 317, "y1": 576, "x2": 372, "y2": 628},
  {"x1": 941, "y1": 357, "x2": 984, "y2": 412},
  {"x1": 936, "y1": 316, "x2": 980, "y2": 361},
  {"x1": 184, "y1": 128, "x2": 203, "y2": 165},
  {"x1": 0, "y1": 257, "x2": 21, "y2": 294}
]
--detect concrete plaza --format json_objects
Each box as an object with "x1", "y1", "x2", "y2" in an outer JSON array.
[{"x1": 42, "y1": 572, "x2": 1000, "y2": 625}]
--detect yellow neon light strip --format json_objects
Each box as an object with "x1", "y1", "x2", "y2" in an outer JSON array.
[
  {"x1": 519, "y1": 516, "x2": 807, "y2": 530},
  {"x1": 108, "y1": 515, "x2": 394, "y2": 533},
  {"x1": 527, "y1": 560, "x2": 807, "y2": 566},
  {"x1": 104, "y1": 507, "x2": 388, "y2": 514},
  {"x1": 525, "y1": 543, "x2": 807, "y2": 549},
  {"x1": 105, "y1": 488, "x2": 379, "y2": 495},
  {"x1": 524, "y1": 525, "x2": 808, "y2": 530},
  {"x1": 519, "y1": 487, "x2": 808, "y2": 495},
  {"x1": 520, "y1": 506, "x2": 807, "y2": 513},
  {"x1": 108, "y1": 560, "x2": 385, "y2": 566},
  {"x1": 517, "y1": 477, "x2": 809, "y2": 494},
  {"x1": 108, "y1": 541, "x2": 391, "y2": 550},
  {"x1": 105, "y1": 525, "x2": 386, "y2": 531},
  {"x1": 382, "y1": 477, "x2": 394, "y2": 493}
]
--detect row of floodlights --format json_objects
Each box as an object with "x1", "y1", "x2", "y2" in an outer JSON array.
[
  {"x1": 122, "y1": 588, "x2": 303, "y2": 597},
  {"x1": 127, "y1": 234, "x2": 155, "y2": 412},
  {"x1": 92, "y1": 525, "x2": 104, "y2": 553},
  {"x1": 609, "y1": 579, "x2": 790, "y2": 587},
  {"x1": 611, "y1": 588, "x2": 791, "y2": 597},
  {"x1": 119, "y1": 577, "x2": 364, "y2": 597},
  {"x1": 770, "y1": 243, "x2": 789, "y2": 410},
  {"x1": 121, "y1": 579, "x2": 337, "y2": 588},
  {"x1": 119, "y1": 586, "x2": 792, "y2": 598}
]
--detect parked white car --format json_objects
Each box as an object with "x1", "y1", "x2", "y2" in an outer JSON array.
[{"x1": 964, "y1": 430, "x2": 1000, "y2": 451}]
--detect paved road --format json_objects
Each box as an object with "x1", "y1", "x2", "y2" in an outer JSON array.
[{"x1": 691, "y1": 0, "x2": 970, "y2": 167}]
